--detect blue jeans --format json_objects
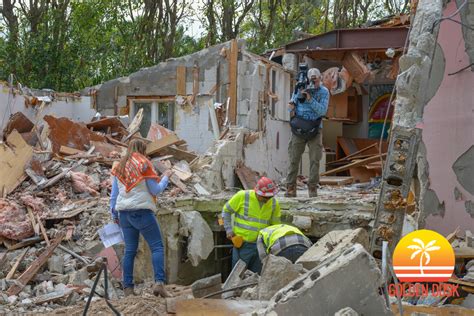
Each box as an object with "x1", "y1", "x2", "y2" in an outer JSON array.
[
  {"x1": 278, "y1": 244, "x2": 308, "y2": 263},
  {"x1": 118, "y1": 209, "x2": 165, "y2": 288},
  {"x1": 232, "y1": 242, "x2": 262, "y2": 274}
]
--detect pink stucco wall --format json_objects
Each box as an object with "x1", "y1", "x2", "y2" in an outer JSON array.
[{"x1": 422, "y1": 2, "x2": 474, "y2": 234}]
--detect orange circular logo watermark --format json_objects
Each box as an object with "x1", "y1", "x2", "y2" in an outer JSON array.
[{"x1": 393, "y1": 229, "x2": 455, "y2": 282}]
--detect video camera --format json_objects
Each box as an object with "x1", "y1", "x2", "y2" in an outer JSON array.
[{"x1": 294, "y1": 63, "x2": 316, "y2": 103}]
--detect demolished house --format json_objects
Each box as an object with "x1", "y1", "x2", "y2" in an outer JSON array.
[{"x1": 0, "y1": 0, "x2": 474, "y2": 314}]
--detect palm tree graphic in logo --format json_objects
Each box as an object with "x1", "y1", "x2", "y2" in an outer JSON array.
[
  {"x1": 407, "y1": 238, "x2": 441, "y2": 275},
  {"x1": 393, "y1": 230, "x2": 455, "y2": 282}
]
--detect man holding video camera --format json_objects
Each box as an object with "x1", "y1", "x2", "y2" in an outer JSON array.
[{"x1": 286, "y1": 67, "x2": 329, "y2": 198}]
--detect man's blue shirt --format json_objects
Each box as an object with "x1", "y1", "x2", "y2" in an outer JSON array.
[{"x1": 291, "y1": 84, "x2": 329, "y2": 127}]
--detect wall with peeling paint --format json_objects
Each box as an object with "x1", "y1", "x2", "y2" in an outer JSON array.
[
  {"x1": 0, "y1": 83, "x2": 95, "y2": 135},
  {"x1": 422, "y1": 1, "x2": 474, "y2": 234}
]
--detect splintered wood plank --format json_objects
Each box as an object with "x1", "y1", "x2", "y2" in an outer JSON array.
[
  {"x1": 235, "y1": 164, "x2": 259, "y2": 190},
  {"x1": 321, "y1": 154, "x2": 386, "y2": 176},
  {"x1": 27, "y1": 207, "x2": 39, "y2": 235},
  {"x1": 128, "y1": 108, "x2": 143, "y2": 134},
  {"x1": 7, "y1": 236, "x2": 43, "y2": 251},
  {"x1": 32, "y1": 289, "x2": 73, "y2": 304},
  {"x1": 59, "y1": 146, "x2": 85, "y2": 156},
  {"x1": 7, "y1": 233, "x2": 64, "y2": 296},
  {"x1": 319, "y1": 176, "x2": 354, "y2": 185},
  {"x1": 327, "y1": 143, "x2": 378, "y2": 166},
  {"x1": 160, "y1": 146, "x2": 198, "y2": 163},
  {"x1": 228, "y1": 39, "x2": 238, "y2": 125},
  {"x1": 172, "y1": 166, "x2": 193, "y2": 182},
  {"x1": 0, "y1": 252, "x2": 8, "y2": 268},
  {"x1": 192, "y1": 64, "x2": 199, "y2": 105},
  {"x1": 6, "y1": 247, "x2": 29, "y2": 279},
  {"x1": 445, "y1": 226, "x2": 460, "y2": 244},
  {"x1": 454, "y1": 247, "x2": 474, "y2": 259},
  {"x1": 177, "y1": 66, "x2": 186, "y2": 95},
  {"x1": 153, "y1": 161, "x2": 188, "y2": 193},
  {"x1": 36, "y1": 214, "x2": 50, "y2": 246},
  {"x1": 448, "y1": 278, "x2": 474, "y2": 288},
  {"x1": 146, "y1": 134, "x2": 181, "y2": 157},
  {"x1": 0, "y1": 130, "x2": 33, "y2": 195},
  {"x1": 342, "y1": 52, "x2": 370, "y2": 83}
]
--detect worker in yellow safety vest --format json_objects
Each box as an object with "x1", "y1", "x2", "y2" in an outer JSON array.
[
  {"x1": 222, "y1": 177, "x2": 281, "y2": 273},
  {"x1": 257, "y1": 224, "x2": 312, "y2": 263}
]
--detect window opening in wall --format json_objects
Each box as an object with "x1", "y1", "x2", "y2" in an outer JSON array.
[
  {"x1": 130, "y1": 99, "x2": 175, "y2": 137},
  {"x1": 271, "y1": 69, "x2": 277, "y2": 116}
]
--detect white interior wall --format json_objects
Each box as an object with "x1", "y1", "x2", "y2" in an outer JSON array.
[
  {"x1": 174, "y1": 95, "x2": 216, "y2": 154},
  {"x1": 244, "y1": 119, "x2": 291, "y2": 181},
  {"x1": 0, "y1": 84, "x2": 95, "y2": 134}
]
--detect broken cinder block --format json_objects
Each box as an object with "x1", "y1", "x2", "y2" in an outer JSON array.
[
  {"x1": 264, "y1": 244, "x2": 391, "y2": 316},
  {"x1": 191, "y1": 274, "x2": 222, "y2": 298},
  {"x1": 258, "y1": 255, "x2": 305, "y2": 300},
  {"x1": 296, "y1": 228, "x2": 369, "y2": 270},
  {"x1": 47, "y1": 255, "x2": 64, "y2": 274}
]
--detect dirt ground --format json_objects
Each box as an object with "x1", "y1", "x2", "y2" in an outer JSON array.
[{"x1": 47, "y1": 284, "x2": 190, "y2": 315}]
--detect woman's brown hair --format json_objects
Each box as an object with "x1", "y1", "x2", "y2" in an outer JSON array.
[{"x1": 114, "y1": 139, "x2": 147, "y2": 174}]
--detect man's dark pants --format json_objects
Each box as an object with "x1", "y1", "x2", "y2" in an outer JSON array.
[
  {"x1": 232, "y1": 242, "x2": 262, "y2": 274},
  {"x1": 278, "y1": 244, "x2": 309, "y2": 263},
  {"x1": 286, "y1": 131, "x2": 323, "y2": 186}
]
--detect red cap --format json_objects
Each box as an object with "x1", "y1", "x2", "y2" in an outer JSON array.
[{"x1": 255, "y1": 177, "x2": 278, "y2": 197}]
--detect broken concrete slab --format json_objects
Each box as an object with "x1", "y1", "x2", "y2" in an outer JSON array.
[
  {"x1": 191, "y1": 274, "x2": 222, "y2": 298},
  {"x1": 222, "y1": 259, "x2": 247, "y2": 299},
  {"x1": 241, "y1": 285, "x2": 258, "y2": 300},
  {"x1": 292, "y1": 215, "x2": 312, "y2": 230},
  {"x1": 177, "y1": 210, "x2": 213, "y2": 266},
  {"x1": 334, "y1": 307, "x2": 359, "y2": 316},
  {"x1": 258, "y1": 255, "x2": 305, "y2": 300},
  {"x1": 0, "y1": 130, "x2": 33, "y2": 196},
  {"x1": 466, "y1": 230, "x2": 473, "y2": 248},
  {"x1": 264, "y1": 244, "x2": 391, "y2": 316},
  {"x1": 68, "y1": 267, "x2": 90, "y2": 286},
  {"x1": 461, "y1": 294, "x2": 474, "y2": 309},
  {"x1": 296, "y1": 228, "x2": 369, "y2": 270},
  {"x1": 47, "y1": 255, "x2": 64, "y2": 274}
]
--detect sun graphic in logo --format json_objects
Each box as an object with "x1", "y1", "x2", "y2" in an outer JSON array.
[{"x1": 393, "y1": 229, "x2": 455, "y2": 282}]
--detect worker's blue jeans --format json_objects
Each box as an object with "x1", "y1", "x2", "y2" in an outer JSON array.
[
  {"x1": 232, "y1": 242, "x2": 262, "y2": 274},
  {"x1": 119, "y1": 209, "x2": 165, "y2": 288},
  {"x1": 278, "y1": 244, "x2": 309, "y2": 263}
]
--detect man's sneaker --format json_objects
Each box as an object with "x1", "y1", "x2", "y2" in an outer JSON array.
[
  {"x1": 153, "y1": 282, "x2": 171, "y2": 298},
  {"x1": 308, "y1": 184, "x2": 318, "y2": 198}
]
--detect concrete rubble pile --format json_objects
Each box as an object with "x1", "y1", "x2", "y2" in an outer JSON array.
[
  {"x1": 185, "y1": 227, "x2": 474, "y2": 315},
  {"x1": 0, "y1": 112, "x2": 204, "y2": 313},
  {"x1": 183, "y1": 229, "x2": 393, "y2": 315}
]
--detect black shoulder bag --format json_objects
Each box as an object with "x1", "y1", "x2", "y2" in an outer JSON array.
[{"x1": 290, "y1": 115, "x2": 322, "y2": 141}]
